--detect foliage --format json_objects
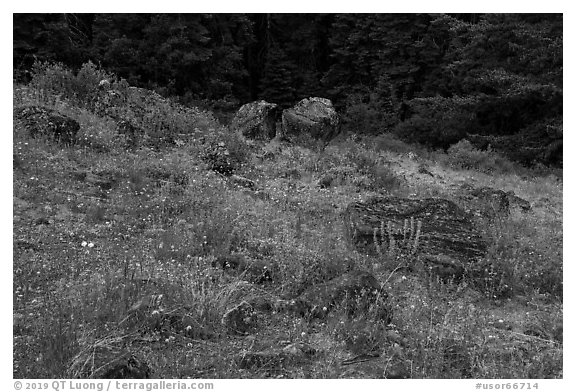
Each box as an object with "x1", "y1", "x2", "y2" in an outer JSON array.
[
  {"x1": 14, "y1": 13, "x2": 562, "y2": 167},
  {"x1": 444, "y1": 139, "x2": 516, "y2": 174},
  {"x1": 394, "y1": 95, "x2": 478, "y2": 148}
]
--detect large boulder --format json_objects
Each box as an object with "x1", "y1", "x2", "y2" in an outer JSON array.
[
  {"x1": 230, "y1": 100, "x2": 278, "y2": 140},
  {"x1": 343, "y1": 197, "x2": 487, "y2": 263},
  {"x1": 276, "y1": 270, "x2": 391, "y2": 321},
  {"x1": 280, "y1": 97, "x2": 341, "y2": 145},
  {"x1": 14, "y1": 105, "x2": 79, "y2": 145}
]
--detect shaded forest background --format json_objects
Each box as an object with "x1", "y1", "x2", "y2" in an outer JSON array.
[{"x1": 13, "y1": 13, "x2": 563, "y2": 166}]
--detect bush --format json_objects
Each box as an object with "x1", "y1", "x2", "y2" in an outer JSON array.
[
  {"x1": 445, "y1": 139, "x2": 516, "y2": 174},
  {"x1": 200, "y1": 130, "x2": 252, "y2": 175},
  {"x1": 30, "y1": 60, "x2": 118, "y2": 111}
]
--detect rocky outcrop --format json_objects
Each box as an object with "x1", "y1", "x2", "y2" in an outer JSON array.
[
  {"x1": 14, "y1": 106, "x2": 79, "y2": 145},
  {"x1": 343, "y1": 197, "x2": 487, "y2": 263},
  {"x1": 280, "y1": 97, "x2": 341, "y2": 145},
  {"x1": 230, "y1": 100, "x2": 278, "y2": 140},
  {"x1": 276, "y1": 270, "x2": 391, "y2": 321}
]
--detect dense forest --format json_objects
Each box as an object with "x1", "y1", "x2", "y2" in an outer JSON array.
[{"x1": 13, "y1": 13, "x2": 563, "y2": 166}]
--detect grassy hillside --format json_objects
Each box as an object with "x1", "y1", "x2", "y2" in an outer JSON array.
[{"x1": 12, "y1": 68, "x2": 562, "y2": 379}]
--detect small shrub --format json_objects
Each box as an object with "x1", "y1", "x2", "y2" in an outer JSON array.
[
  {"x1": 445, "y1": 139, "x2": 516, "y2": 174},
  {"x1": 30, "y1": 60, "x2": 115, "y2": 110},
  {"x1": 201, "y1": 130, "x2": 251, "y2": 175}
]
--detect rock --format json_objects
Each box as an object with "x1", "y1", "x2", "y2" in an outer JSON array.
[
  {"x1": 318, "y1": 174, "x2": 334, "y2": 189},
  {"x1": 229, "y1": 174, "x2": 256, "y2": 190},
  {"x1": 231, "y1": 100, "x2": 278, "y2": 140},
  {"x1": 461, "y1": 186, "x2": 531, "y2": 217},
  {"x1": 221, "y1": 301, "x2": 257, "y2": 335},
  {"x1": 506, "y1": 191, "x2": 531, "y2": 212},
  {"x1": 276, "y1": 270, "x2": 391, "y2": 321},
  {"x1": 469, "y1": 187, "x2": 510, "y2": 217},
  {"x1": 14, "y1": 105, "x2": 79, "y2": 145},
  {"x1": 280, "y1": 97, "x2": 341, "y2": 145},
  {"x1": 421, "y1": 254, "x2": 466, "y2": 283},
  {"x1": 101, "y1": 355, "x2": 151, "y2": 379},
  {"x1": 246, "y1": 295, "x2": 276, "y2": 312},
  {"x1": 343, "y1": 196, "x2": 486, "y2": 263},
  {"x1": 236, "y1": 342, "x2": 315, "y2": 370}
]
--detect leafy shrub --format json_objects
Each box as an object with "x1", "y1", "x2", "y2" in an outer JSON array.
[
  {"x1": 200, "y1": 130, "x2": 251, "y2": 175},
  {"x1": 30, "y1": 60, "x2": 118, "y2": 110},
  {"x1": 27, "y1": 60, "x2": 224, "y2": 149},
  {"x1": 445, "y1": 139, "x2": 516, "y2": 174}
]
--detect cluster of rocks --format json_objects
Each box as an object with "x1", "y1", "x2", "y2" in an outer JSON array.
[{"x1": 230, "y1": 97, "x2": 341, "y2": 146}]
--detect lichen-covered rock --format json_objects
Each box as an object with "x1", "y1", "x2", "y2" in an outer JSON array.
[
  {"x1": 229, "y1": 174, "x2": 257, "y2": 190},
  {"x1": 231, "y1": 100, "x2": 278, "y2": 140},
  {"x1": 459, "y1": 185, "x2": 531, "y2": 217},
  {"x1": 343, "y1": 196, "x2": 486, "y2": 263},
  {"x1": 469, "y1": 187, "x2": 510, "y2": 217},
  {"x1": 14, "y1": 105, "x2": 79, "y2": 145},
  {"x1": 276, "y1": 270, "x2": 390, "y2": 321},
  {"x1": 221, "y1": 301, "x2": 257, "y2": 335},
  {"x1": 280, "y1": 97, "x2": 341, "y2": 145},
  {"x1": 505, "y1": 191, "x2": 531, "y2": 212}
]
